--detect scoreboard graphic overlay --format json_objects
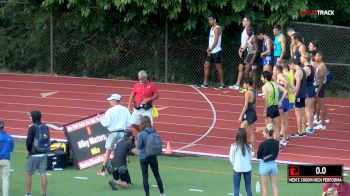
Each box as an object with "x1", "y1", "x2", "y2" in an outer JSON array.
[
  {"x1": 64, "y1": 113, "x2": 108, "y2": 170},
  {"x1": 288, "y1": 165, "x2": 343, "y2": 183}
]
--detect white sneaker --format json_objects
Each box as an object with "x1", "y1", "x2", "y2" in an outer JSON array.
[
  {"x1": 280, "y1": 140, "x2": 287, "y2": 146},
  {"x1": 228, "y1": 85, "x2": 240, "y2": 90},
  {"x1": 257, "y1": 92, "x2": 265, "y2": 98},
  {"x1": 325, "y1": 118, "x2": 330, "y2": 124},
  {"x1": 313, "y1": 119, "x2": 320, "y2": 125},
  {"x1": 314, "y1": 124, "x2": 326, "y2": 130}
]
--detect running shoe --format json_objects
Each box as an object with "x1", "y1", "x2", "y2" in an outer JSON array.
[
  {"x1": 228, "y1": 85, "x2": 240, "y2": 90},
  {"x1": 290, "y1": 133, "x2": 303, "y2": 138},
  {"x1": 25, "y1": 194, "x2": 32, "y2": 196},
  {"x1": 257, "y1": 92, "x2": 265, "y2": 98},
  {"x1": 280, "y1": 140, "x2": 288, "y2": 146},
  {"x1": 280, "y1": 137, "x2": 290, "y2": 143},
  {"x1": 301, "y1": 132, "x2": 308, "y2": 137},
  {"x1": 305, "y1": 128, "x2": 315, "y2": 133},
  {"x1": 313, "y1": 119, "x2": 320, "y2": 125},
  {"x1": 195, "y1": 83, "x2": 209, "y2": 88},
  {"x1": 108, "y1": 180, "x2": 118, "y2": 190},
  {"x1": 325, "y1": 118, "x2": 330, "y2": 124},
  {"x1": 314, "y1": 124, "x2": 326, "y2": 130},
  {"x1": 214, "y1": 85, "x2": 225, "y2": 90}
]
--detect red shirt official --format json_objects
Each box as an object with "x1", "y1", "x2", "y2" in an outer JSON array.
[{"x1": 132, "y1": 81, "x2": 158, "y2": 105}]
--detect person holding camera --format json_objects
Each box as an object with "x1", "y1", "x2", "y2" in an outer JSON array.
[
  {"x1": 128, "y1": 70, "x2": 159, "y2": 131},
  {"x1": 107, "y1": 131, "x2": 139, "y2": 190}
]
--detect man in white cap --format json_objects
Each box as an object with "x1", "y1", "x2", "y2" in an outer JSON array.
[{"x1": 97, "y1": 94, "x2": 132, "y2": 176}]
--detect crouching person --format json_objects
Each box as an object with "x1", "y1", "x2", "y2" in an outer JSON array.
[{"x1": 107, "y1": 131, "x2": 139, "y2": 190}]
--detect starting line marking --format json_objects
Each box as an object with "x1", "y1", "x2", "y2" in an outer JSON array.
[
  {"x1": 74, "y1": 176, "x2": 88, "y2": 180},
  {"x1": 40, "y1": 91, "x2": 58, "y2": 98},
  {"x1": 188, "y1": 189, "x2": 204, "y2": 192}
]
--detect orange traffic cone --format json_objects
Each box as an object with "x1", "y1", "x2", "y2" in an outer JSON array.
[{"x1": 165, "y1": 141, "x2": 173, "y2": 154}]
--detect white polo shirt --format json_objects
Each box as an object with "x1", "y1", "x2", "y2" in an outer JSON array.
[{"x1": 100, "y1": 104, "x2": 132, "y2": 132}]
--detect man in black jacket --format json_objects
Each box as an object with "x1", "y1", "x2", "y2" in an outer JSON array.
[
  {"x1": 108, "y1": 131, "x2": 139, "y2": 190},
  {"x1": 25, "y1": 110, "x2": 49, "y2": 196}
]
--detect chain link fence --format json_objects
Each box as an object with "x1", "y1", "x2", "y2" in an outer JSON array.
[{"x1": 0, "y1": 3, "x2": 349, "y2": 97}]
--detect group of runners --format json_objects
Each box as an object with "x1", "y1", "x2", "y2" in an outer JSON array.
[{"x1": 198, "y1": 15, "x2": 331, "y2": 151}]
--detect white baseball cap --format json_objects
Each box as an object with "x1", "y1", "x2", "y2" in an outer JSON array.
[{"x1": 107, "y1": 94, "x2": 121, "y2": 101}]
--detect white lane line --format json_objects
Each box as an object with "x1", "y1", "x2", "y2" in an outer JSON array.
[
  {"x1": 177, "y1": 86, "x2": 217, "y2": 151},
  {"x1": 188, "y1": 188, "x2": 204, "y2": 192},
  {"x1": 151, "y1": 184, "x2": 166, "y2": 188},
  {"x1": 74, "y1": 176, "x2": 88, "y2": 180}
]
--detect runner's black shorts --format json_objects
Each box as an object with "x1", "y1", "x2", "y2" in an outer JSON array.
[
  {"x1": 318, "y1": 84, "x2": 327, "y2": 98},
  {"x1": 242, "y1": 110, "x2": 257, "y2": 125},
  {"x1": 295, "y1": 97, "x2": 306, "y2": 108},
  {"x1": 205, "y1": 51, "x2": 221, "y2": 64},
  {"x1": 239, "y1": 50, "x2": 247, "y2": 64},
  {"x1": 266, "y1": 105, "x2": 280, "y2": 118}
]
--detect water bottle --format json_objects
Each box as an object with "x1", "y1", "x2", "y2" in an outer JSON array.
[{"x1": 256, "y1": 181, "x2": 261, "y2": 193}]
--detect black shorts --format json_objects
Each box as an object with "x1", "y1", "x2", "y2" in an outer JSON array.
[
  {"x1": 205, "y1": 51, "x2": 221, "y2": 64},
  {"x1": 307, "y1": 85, "x2": 316, "y2": 98},
  {"x1": 239, "y1": 50, "x2": 247, "y2": 64},
  {"x1": 318, "y1": 84, "x2": 327, "y2": 98},
  {"x1": 242, "y1": 110, "x2": 257, "y2": 125},
  {"x1": 245, "y1": 54, "x2": 257, "y2": 69},
  {"x1": 266, "y1": 105, "x2": 280, "y2": 119},
  {"x1": 295, "y1": 97, "x2": 306, "y2": 108}
]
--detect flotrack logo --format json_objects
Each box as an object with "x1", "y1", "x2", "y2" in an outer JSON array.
[{"x1": 300, "y1": 10, "x2": 335, "y2": 16}]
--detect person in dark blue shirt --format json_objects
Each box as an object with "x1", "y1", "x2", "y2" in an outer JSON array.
[
  {"x1": 25, "y1": 110, "x2": 49, "y2": 196},
  {"x1": 0, "y1": 120, "x2": 14, "y2": 196},
  {"x1": 137, "y1": 116, "x2": 165, "y2": 196}
]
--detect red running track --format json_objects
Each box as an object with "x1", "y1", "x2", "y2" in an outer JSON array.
[{"x1": 1, "y1": 73, "x2": 350, "y2": 169}]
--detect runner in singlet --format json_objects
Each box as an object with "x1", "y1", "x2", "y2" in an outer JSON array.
[
  {"x1": 244, "y1": 26, "x2": 258, "y2": 89},
  {"x1": 313, "y1": 52, "x2": 329, "y2": 130},
  {"x1": 256, "y1": 29, "x2": 274, "y2": 73},
  {"x1": 273, "y1": 64, "x2": 290, "y2": 146},
  {"x1": 197, "y1": 15, "x2": 225, "y2": 89},
  {"x1": 230, "y1": 16, "x2": 252, "y2": 90},
  {"x1": 291, "y1": 33, "x2": 306, "y2": 67},
  {"x1": 282, "y1": 62, "x2": 295, "y2": 110},
  {"x1": 272, "y1": 25, "x2": 286, "y2": 65},
  {"x1": 289, "y1": 59, "x2": 307, "y2": 137},
  {"x1": 239, "y1": 78, "x2": 257, "y2": 151},
  {"x1": 301, "y1": 53, "x2": 316, "y2": 134},
  {"x1": 261, "y1": 71, "x2": 287, "y2": 141},
  {"x1": 308, "y1": 40, "x2": 319, "y2": 67}
]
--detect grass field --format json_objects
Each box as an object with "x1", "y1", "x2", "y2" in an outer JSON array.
[{"x1": 6, "y1": 140, "x2": 349, "y2": 196}]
